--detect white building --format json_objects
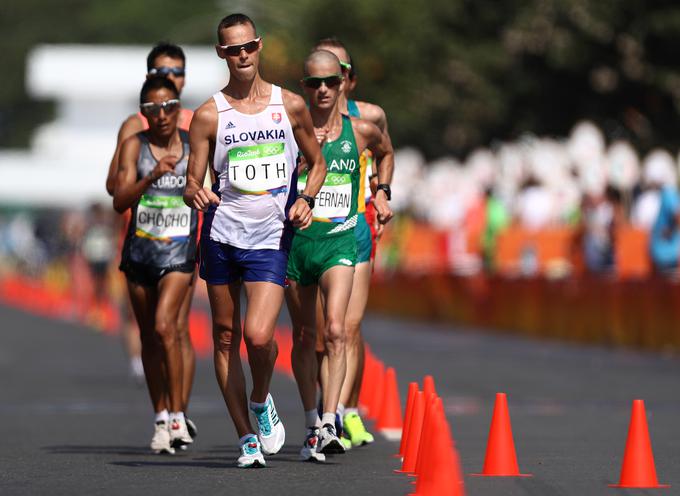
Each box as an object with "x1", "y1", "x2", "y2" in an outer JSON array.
[{"x1": 0, "y1": 44, "x2": 228, "y2": 207}]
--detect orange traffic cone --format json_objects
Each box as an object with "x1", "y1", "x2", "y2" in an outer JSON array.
[
  {"x1": 274, "y1": 326, "x2": 293, "y2": 375},
  {"x1": 448, "y1": 442, "x2": 466, "y2": 496},
  {"x1": 396, "y1": 382, "x2": 419, "y2": 457},
  {"x1": 412, "y1": 393, "x2": 439, "y2": 478},
  {"x1": 367, "y1": 360, "x2": 385, "y2": 420},
  {"x1": 375, "y1": 367, "x2": 403, "y2": 440},
  {"x1": 395, "y1": 391, "x2": 427, "y2": 474},
  {"x1": 189, "y1": 310, "x2": 213, "y2": 358},
  {"x1": 358, "y1": 349, "x2": 374, "y2": 412},
  {"x1": 440, "y1": 405, "x2": 466, "y2": 496},
  {"x1": 410, "y1": 397, "x2": 445, "y2": 495},
  {"x1": 423, "y1": 374, "x2": 436, "y2": 398},
  {"x1": 410, "y1": 397, "x2": 465, "y2": 496},
  {"x1": 471, "y1": 392, "x2": 531, "y2": 477},
  {"x1": 609, "y1": 399, "x2": 669, "y2": 488}
]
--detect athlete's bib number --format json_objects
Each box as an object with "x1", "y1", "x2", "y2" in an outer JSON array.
[
  {"x1": 227, "y1": 142, "x2": 288, "y2": 195},
  {"x1": 299, "y1": 172, "x2": 352, "y2": 222},
  {"x1": 136, "y1": 195, "x2": 191, "y2": 240}
]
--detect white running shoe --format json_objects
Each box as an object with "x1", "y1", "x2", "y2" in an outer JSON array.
[
  {"x1": 318, "y1": 423, "x2": 346, "y2": 455},
  {"x1": 150, "y1": 421, "x2": 175, "y2": 454},
  {"x1": 300, "y1": 427, "x2": 326, "y2": 462},
  {"x1": 169, "y1": 417, "x2": 193, "y2": 449},
  {"x1": 250, "y1": 393, "x2": 285, "y2": 455},
  {"x1": 237, "y1": 435, "x2": 266, "y2": 468}
]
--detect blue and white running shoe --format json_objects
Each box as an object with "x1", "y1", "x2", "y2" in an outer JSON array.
[
  {"x1": 237, "y1": 435, "x2": 266, "y2": 468},
  {"x1": 250, "y1": 393, "x2": 285, "y2": 455}
]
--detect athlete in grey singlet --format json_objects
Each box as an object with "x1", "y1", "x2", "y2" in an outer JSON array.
[
  {"x1": 114, "y1": 76, "x2": 198, "y2": 455},
  {"x1": 120, "y1": 129, "x2": 197, "y2": 275}
]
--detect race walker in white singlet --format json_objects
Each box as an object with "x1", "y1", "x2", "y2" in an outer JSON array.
[{"x1": 204, "y1": 85, "x2": 300, "y2": 250}]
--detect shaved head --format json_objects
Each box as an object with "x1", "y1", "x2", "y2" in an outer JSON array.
[{"x1": 304, "y1": 49, "x2": 342, "y2": 77}]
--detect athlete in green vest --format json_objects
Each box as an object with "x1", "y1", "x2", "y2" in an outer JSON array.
[
  {"x1": 286, "y1": 49, "x2": 393, "y2": 461},
  {"x1": 313, "y1": 38, "x2": 394, "y2": 449}
]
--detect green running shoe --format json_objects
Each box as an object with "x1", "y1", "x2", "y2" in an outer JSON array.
[
  {"x1": 340, "y1": 435, "x2": 352, "y2": 451},
  {"x1": 343, "y1": 412, "x2": 375, "y2": 447}
]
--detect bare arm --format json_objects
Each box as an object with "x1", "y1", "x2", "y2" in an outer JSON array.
[
  {"x1": 183, "y1": 101, "x2": 220, "y2": 211},
  {"x1": 356, "y1": 101, "x2": 393, "y2": 184},
  {"x1": 106, "y1": 115, "x2": 144, "y2": 196},
  {"x1": 112, "y1": 136, "x2": 174, "y2": 213},
  {"x1": 283, "y1": 90, "x2": 327, "y2": 229},
  {"x1": 353, "y1": 119, "x2": 394, "y2": 224}
]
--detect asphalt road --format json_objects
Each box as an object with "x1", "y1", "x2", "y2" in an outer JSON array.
[{"x1": 1, "y1": 303, "x2": 679, "y2": 495}]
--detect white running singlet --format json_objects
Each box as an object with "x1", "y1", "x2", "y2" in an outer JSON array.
[{"x1": 208, "y1": 85, "x2": 299, "y2": 249}]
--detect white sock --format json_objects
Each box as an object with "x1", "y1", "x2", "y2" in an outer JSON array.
[
  {"x1": 155, "y1": 409, "x2": 169, "y2": 423},
  {"x1": 305, "y1": 409, "x2": 321, "y2": 429},
  {"x1": 345, "y1": 407, "x2": 359, "y2": 416},
  {"x1": 337, "y1": 403, "x2": 346, "y2": 418},
  {"x1": 170, "y1": 411, "x2": 185, "y2": 422},
  {"x1": 321, "y1": 412, "x2": 336, "y2": 427},
  {"x1": 240, "y1": 433, "x2": 257, "y2": 444}
]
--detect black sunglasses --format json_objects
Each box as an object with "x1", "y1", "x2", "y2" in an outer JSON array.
[
  {"x1": 218, "y1": 37, "x2": 261, "y2": 57},
  {"x1": 302, "y1": 74, "x2": 344, "y2": 89},
  {"x1": 148, "y1": 66, "x2": 185, "y2": 77},
  {"x1": 140, "y1": 99, "x2": 181, "y2": 117}
]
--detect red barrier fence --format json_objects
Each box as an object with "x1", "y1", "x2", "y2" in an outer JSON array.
[
  {"x1": 368, "y1": 273, "x2": 680, "y2": 351},
  {"x1": 378, "y1": 220, "x2": 653, "y2": 280}
]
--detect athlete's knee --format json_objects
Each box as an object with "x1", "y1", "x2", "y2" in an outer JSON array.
[
  {"x1": 178, "y1": 326, "x2": 192, "y2": 347},
  {"x1": 244, "y1": 327, "x2": 274, "y2": 353},
  {"x1": 212, "y1": 318, "x2": 241, "y2": 353},
  {"x1": 176, "y1": 313, "x2": 189, "y2": 335},
  {"x1": 213, "y1": 329, "x2": 240, "y2": 355},
  {"x1": 344, "y1": 320, "x2": 361, "y2": 346},
  {"x1": 292, "y1": 324, "x2": 316, "y2": 351},
  {"x1": 154, "y1": 316, "x2": 178, "y2": 345},
  {"x1": 324, "y1": 317, "x2": 346, "y2": 352}
]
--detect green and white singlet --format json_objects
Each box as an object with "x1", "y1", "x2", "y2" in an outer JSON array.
[
  {"x1": 287, "y1": 114, "x2": 360, "y2": 285},
  {"x1": 296, "y1": 114, "x2": 361, "y2": 239},
  {"x1": 347, "y1": 99, "x2": 374, "y2": 263}
]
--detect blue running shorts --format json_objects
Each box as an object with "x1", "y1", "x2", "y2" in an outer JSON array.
[{"x1": 199, "y1": 238, "x2": 290, "y2": 287}]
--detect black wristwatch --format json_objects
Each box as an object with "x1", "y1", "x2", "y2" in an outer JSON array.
[
  {"x1": 376, "y1": 184, "x2": 391, "y2": 201},
  {"x1": 298, "y1": 193, "x2": 315, "y2": 209}
]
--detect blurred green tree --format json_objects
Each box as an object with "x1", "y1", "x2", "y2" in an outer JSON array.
[{"x1": 2, "y1": 0, "x2": 680, "y2": 158}]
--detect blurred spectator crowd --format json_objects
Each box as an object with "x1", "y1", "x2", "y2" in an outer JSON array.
[
  {"x1": 0, "y1": 204, "x2": 121, "y2": 328},
  {"x1": 3, "y1": 120, "x2": 680, "y2": 294},
  {"x1": 384, "y1": 121, "x2": 680, "y2": 279}
]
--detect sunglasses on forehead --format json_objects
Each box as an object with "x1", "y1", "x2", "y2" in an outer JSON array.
[
  {"x1": 140, "y1": 99, "x2": 180, "y2": 117},
  {"x1": 302, "y1": 74, "x2": 344, "y2": 89},
  {"x1": 218, "y1": 37, "x2": 261, "y2": 56},
  {"x1": 148, "y1": 66, "x2": 185, "y2": 77}
]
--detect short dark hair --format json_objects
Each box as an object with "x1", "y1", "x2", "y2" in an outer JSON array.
[
  {"x1": 146, "y1": 42, "x2": 186, "y2": 72},
  {"x1": 217, "y1": 13, "x2": 257, "y2": 42},
  {"x1": 314, "y1": 37, "x2": 346, "y2": 51},
  {"x1": 314, "y1": 37, "x2": 355, "y2": 79},
  {"x1": 140, "y1": 75, "x2": 179, "y2": 104}
]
